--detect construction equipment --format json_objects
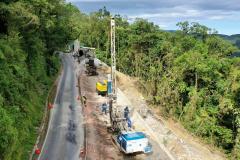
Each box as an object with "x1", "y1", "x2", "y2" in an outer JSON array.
[
  {"x1": 71, "y1": 43, "x2": 97, "y2": 70},
  {"x1": 96, "y1": 80, "x2": 107, "y2": 96},
  {"x1": 108, "y1": 18, "x2": 152, "y2": 154},
  {"x1": 114, "y1": 131, "x2": 152, "y2": 154},
  {"x1": 77, "y1": 47, "x2": 98, "y2": 76},
  {"x1": 85, "y1": 57, "x2": 98, "y2": 76}
]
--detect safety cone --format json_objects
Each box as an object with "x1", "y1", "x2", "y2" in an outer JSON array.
[
  {"x1": 48, "y1": 103, "x2": 53, "y2": 109},
  {"x1": 35, "y1": 148, "x2": 41, "y2": 155},
  {"x1": 79, "y1": 148, "x2": 85, "y2": 157}
]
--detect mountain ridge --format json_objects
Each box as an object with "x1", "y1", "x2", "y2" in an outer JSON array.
[{"x1": 165, "y1": 30, "x2": 240, "y2": 48}]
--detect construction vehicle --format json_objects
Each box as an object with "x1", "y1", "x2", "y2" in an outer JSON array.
[
  {"x1": 71, "y1": 43, "x2": 98, "y2": 72},
  {"x1": 85, "y1": 57, "x2": 98, "y2": 76},
  {"x1": 115, "y1": 131, "x2": 152, "y2": 154},
  {"x1": 107, "y1": 18, "x2": 152, "y2": 154},
  {"x1": 72, "y1": 47, "x2": 98, "y2": 76},
  {"x1": 96, "y1": 80, "x2": 107, "y2": 96}
]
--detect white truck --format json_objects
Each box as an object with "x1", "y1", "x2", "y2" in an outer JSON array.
[{"x1": 114, "y1": 131, "x2": 152, "y2": 154}]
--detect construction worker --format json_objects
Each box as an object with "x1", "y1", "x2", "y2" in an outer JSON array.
[
  {"x1": 102, "y1": 102, "x2": 107, "y2": 114},
  {"x1": 124, "y1": 106, "x2": 130, "y2": 119},
  {"x1": 81, "y1": 95, "x2": 87, "y2": 107},
  {"x1": 127, "y1": 118, "x2": 132, "y2": 128},
  {"x1": 124, "y1": 106, "x2": 132, "y2": 128}
]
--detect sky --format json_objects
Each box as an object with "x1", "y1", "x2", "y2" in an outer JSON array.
[{"x1": 67, "y1": 0, "x2": 240, "y2": 35}]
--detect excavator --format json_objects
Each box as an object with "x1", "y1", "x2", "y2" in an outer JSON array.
[{"x1": 96, "y1": 80, "x2": 107, "y2": 96}]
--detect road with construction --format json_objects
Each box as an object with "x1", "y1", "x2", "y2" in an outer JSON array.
[
  {"x1": 37, "y1": 51, "x2": 171, "y2": 160},
  {"x1": 37, "y1": 18, "x2": 171, "y2": 160},
  {"x1": 38, "y1": 53, "x2": 84, "y2": 160},
  {"x1": 36, "y1": 51, "x2": 224, "y2": 160},
  {"x1": 36, "y1": 18, "x2": 224, "y2": 160}
]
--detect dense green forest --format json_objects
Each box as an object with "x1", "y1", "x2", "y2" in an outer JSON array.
[
  {"x1": 0, "y1": 0, "x2": 80, "y2": 159},
  {"x1": 1, "y1": 0, "x2": 240, "y2": 159}
]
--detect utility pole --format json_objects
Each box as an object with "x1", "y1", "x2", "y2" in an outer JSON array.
[{"x1": 110, "y1": 17, "x2": 117, "y2": 99}]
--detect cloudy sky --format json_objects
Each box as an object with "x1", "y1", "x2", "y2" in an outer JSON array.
[{"x1": 67, "y1": 0, "x2": 240, "y2": 35}]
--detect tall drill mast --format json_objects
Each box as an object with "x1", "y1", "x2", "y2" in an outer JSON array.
[
  {"x1": 110, "y1": 17, "x2": 117, "y2": 98},
  {"x1": 109, "y1": 17, "x2": 152, "y2": 155}
]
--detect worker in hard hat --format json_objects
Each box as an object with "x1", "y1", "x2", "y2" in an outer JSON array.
[
  {"x1": 102, "y1": 102, "x2": 108, "y2": 114},
  {"x1": 127, "y1": 118, "x2": 132, "y2": 128},
  {"x1": 124, "y1": 106, "x2": 130, "y2": 119}
]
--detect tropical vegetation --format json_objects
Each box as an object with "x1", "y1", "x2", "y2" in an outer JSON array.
[{"x1": 1, "y1": 0, "x2": 240, "y2": 159}]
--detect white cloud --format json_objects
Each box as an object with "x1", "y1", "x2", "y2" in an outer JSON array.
[
  {"x1": 128, "y1": 8, "x2": 238, "y2": 22},
  {"x1": 69, "y1": 0, "x2": 240, "y2": 34},
  {"x1": 209, "y1": 16, "x2": 225, "y2": 20},
  {"x1": 158, "y1": 24, "x2": 168, "y2": 29}
]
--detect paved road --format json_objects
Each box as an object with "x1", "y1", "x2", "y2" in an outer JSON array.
[{"x1": 39, "y1": 54, "x2": 84, "y2": 160}]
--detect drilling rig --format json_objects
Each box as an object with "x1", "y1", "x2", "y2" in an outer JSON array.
[
  {"x1": 108, "y1": 17, "x2": 127, "y2": 132},
  {"x1": 108, "y1": 18, "x2": 152, "y2": 154}
]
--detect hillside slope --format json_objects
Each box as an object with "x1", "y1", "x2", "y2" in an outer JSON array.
[
  {"x1": 0, "y1": 1, "x2": 81, "y2": 159},
  {"x1": 117, "y1": 71, "x2": 226, "y2": 160}
]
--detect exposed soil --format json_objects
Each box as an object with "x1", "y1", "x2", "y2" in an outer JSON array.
[
  {"x1": 80, "y1": 71, "x2": 123, "y2": 160},
  {"x1": 116, "y1": 71, "x2": 226, "y2": 160}
]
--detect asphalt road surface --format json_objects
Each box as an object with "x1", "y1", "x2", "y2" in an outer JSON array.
[{"x1": 39, "y1": 53, "x2": 84, "y2": 160}]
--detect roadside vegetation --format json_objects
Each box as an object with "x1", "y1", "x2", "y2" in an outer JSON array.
[
  {"x1": 0, "y1": 0, "x2": 80, "y2": 159},
  {"x1": 1, "y1": 0, "x2": 240, "y2": 159}
]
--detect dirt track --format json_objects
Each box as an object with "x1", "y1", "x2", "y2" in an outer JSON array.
[{"x1": 80, "y1": 69, "x2": 123, "y2": 160}]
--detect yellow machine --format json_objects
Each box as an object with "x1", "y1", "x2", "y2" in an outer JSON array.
[{"x1": 96, "y1": 80, "x2": 107, "y2": 95}]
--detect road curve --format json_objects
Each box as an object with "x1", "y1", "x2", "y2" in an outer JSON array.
[{"x1": 39, "y1": 53, "x2": 84, "y2": 160}]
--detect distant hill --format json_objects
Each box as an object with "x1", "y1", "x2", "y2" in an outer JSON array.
[
  {"x1": 165, "y1": 30, "x2": 176, "y2": 33},
  {"x1": 165, "y1": 30, "x2": 240, "y2": 49},
  {"x1": 229, "y1": 51, "x2": 240, "y2": 58},
  {"x1": 217, "y1": 34, "x2": 240, "y2": 48}
]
